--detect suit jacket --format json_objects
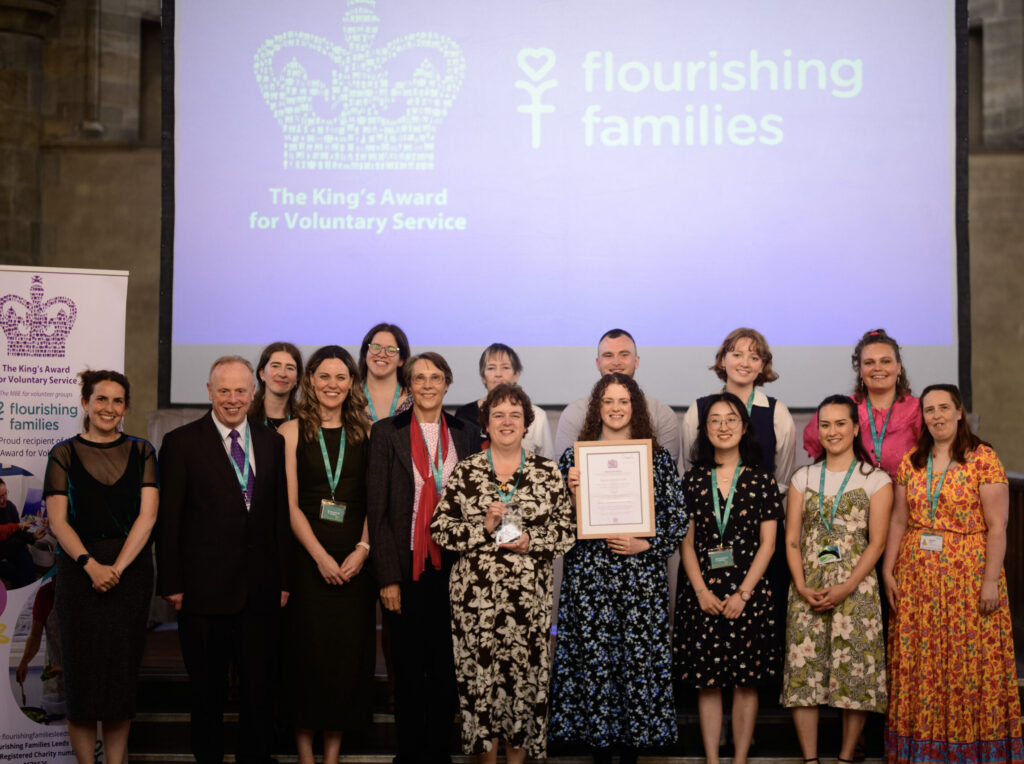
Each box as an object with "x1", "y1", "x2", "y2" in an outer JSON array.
[
  {"x1": 156, "y1": 411, "x2": 289, "y2": 615},
  {"x1": 367, "y1": 409, "x2": 480, "y2": 588}
]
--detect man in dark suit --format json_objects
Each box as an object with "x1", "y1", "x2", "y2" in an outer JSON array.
[
  {"x1": 156, "y1": 356, "x2": 289, "y2": 764},
  {"x1": 367, "y1": 352, "x2": 480, "y2": 764}
]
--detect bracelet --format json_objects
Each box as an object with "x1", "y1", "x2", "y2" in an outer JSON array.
[
  {"x1": 695, "y1": 588, "x2": 708, "y2": 597},
  {"x1": 356, "y1": 541, "x2": 371, "y2": 554}
]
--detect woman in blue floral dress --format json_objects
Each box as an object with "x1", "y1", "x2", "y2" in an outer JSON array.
[{"x1": 549, "y1": 373, "x2": 688, "y2": 764}]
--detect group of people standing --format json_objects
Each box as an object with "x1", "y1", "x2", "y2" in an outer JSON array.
[{"x1": 35, "y1": 322, "x2": 1021, "y2": 764}]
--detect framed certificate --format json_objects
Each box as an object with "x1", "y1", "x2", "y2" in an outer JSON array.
[{"x1": 574, "y1": 439, "x2": 656, "y2": 539}]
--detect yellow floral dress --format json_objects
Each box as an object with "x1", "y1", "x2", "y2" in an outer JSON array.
[
  {"x1": 781, "y1": 463, "x2": 890, "y2": 711},
  {"x1": 886, "y1": 445, "x2": 1023, "y2": 763}
]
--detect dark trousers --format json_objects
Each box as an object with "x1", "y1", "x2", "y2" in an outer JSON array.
[
  {"x1": 382, "y1": 567, "x2": 457, "y2": 764},
  {"x1": 178, "y1": 605, "x2": 280, "y2": 764}
]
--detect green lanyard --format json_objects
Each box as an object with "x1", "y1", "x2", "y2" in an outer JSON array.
[
  {"x1": 723, "y1": 387, "x2": 756, "y2": 414},
  {"x1": 365, "y1": 381, "x2": 402, "y2": 423},
  {"x1": 710, "y1": 463, "x2": 742, "y2": 539},
  {"x1": 488, "y1": 448, "x2": 525, "y2": 503},
  {"x1": 229, "y1": 426, "x2": 251, "y2": 493},
  {"x1": 318, "y1": 427, "x2": 346, "y2": 501},
  {"x1": 865, "y1": 395, "x2": 895, "y2": 465},
  {"x1": 264, "y1": 413, "x2": 291, "y2": 427},
  {"x1": 926, "y1": 453, "x2": 954, "y2": 525},
  {"x1": 422, "y1": 427, "x2": 445, "y2": 496},
  {"x1": 818, "y1": 460, "x2": 857, "y2": 533}
]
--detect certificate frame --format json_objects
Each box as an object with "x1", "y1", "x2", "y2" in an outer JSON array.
[{"x1": 574, "y1": 438, "x2": 656, "y2": 539}]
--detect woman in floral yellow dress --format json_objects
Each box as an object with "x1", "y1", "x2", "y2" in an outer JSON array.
[
  {"x1": 882, "y1": 384, "x2": 1022, "y2": 764},
  {"x1": 782, "y1": 394, "x2": 892, "y2": 764}
]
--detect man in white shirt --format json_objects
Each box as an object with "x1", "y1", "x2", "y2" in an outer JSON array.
[{"x1": 554, "y1": 328, "x2": 680, "y2": 462}]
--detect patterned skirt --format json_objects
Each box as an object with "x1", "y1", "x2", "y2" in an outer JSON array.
[{"x1": 886, "y1": 528, "x2": 1024, "y2": 764}]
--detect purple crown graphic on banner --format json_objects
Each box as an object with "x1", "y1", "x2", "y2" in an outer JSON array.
[{"x1": 0, "y1": 276, "x2": 77, "y2": 358}]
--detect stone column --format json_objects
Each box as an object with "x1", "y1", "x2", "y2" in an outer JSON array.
[{"x1": 0, "y1": 1, "x2": 60, "y2": 265}]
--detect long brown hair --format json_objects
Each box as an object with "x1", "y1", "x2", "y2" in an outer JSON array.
[
  {"x1": 851, "y1": 328, "x2": 912, "y2": 402},
  {"x1": 296, "y1": 346, "x2": 370, "y2": 444},
  {"x1": 578, "y1": 373, "x2": 659, "y2": 450},
  {"x1": 909, "y1": 384, "x2": 988, "y2": 469},
  {"x1": 251, "y1": 342, "x2": 303, "y2": 422}
]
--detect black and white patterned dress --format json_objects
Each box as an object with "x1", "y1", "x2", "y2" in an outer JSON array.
[
  {"x1": 673, "y1": 465, "x2": 784, "y2": 688},
  {"x1": 431, "y1": 450, "x2": 575, "y2": 758}
]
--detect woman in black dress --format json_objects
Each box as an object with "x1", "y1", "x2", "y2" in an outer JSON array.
[
  {"x1": 675, "y1": 392, "x2": 783, "y2": 764},
  {"x1": 45, "y1": 370, "x2": 159, "y2": 764},
  {"x1": 278, "y1": 346, "x2": 374, "y2": 764}
]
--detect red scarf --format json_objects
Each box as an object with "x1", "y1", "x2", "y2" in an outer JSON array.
[{"x1": 410, "y1": 412, "x2": 449, "y2": 580}]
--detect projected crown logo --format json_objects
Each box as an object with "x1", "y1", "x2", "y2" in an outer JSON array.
[
  {"x1": 0, "y1": 276, "x2": 77, "y2": 358},
  {"x1": 254, "y1": 0, "x2": 466, "y2": 171}
]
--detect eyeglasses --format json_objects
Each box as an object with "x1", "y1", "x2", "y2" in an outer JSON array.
[
  {"x1": 368, "y1": 343, "x2": 400, "y2": 357},
  {"x1": 708, "y1": 416, "x2": 742, "y2": 429},
  {"x1": 411, "y1": 373, "x2": 446, "y2": 386}
]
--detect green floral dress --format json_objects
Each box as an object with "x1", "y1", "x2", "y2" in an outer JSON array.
[{"x1": 781, "y1": 463, "x2": 890, "y2": 711}]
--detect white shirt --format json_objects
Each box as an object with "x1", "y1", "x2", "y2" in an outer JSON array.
[
  {"x1": 211, "y1": 415, "x2": 256, "y2": 476},
  {"x1": 524, "y1": 404, "x2": 555, "y2": 460},
  {"x1": 680, "y1": 388, "x2": 796, "y2": 487}
]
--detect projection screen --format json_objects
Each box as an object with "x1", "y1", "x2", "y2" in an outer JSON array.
[{"x1": 165, "y1": 0, "x2": 963, "y2": 408}]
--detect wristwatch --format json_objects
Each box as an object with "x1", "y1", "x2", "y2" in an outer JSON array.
[
  {"x1": 76, "y1": 553, "x2": 92, "y2": 568},
  {"x1": 739, "y1": 590, "x2": 752, "y2": 602}
]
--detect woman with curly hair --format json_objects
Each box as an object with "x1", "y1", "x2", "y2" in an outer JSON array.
[
  {"x1": 277, "y1": 346, "x2": 374, "y2": 764},
  {"x1": 803, "y1": 329, "x2": 921, "y2": 479},
  {"x1": 548, "y1": 373, "x2": 688, "y2": 764}
]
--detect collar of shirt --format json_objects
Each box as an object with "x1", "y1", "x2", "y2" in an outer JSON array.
[
  {"x1": 720, "y1": 386, "x2": 769, "y2": 408},
  {"x1": 211, "y1": 415, "x2": 255, "y2": 471}
]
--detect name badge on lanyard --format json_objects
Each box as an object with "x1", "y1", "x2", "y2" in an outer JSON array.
[
  {"x1": 709, "y1": 546, "x2": 735, "y2": 569},
  {"x1": 817, "y1": 461, "x2": 857, "y2": 566},
  {"x1": 320, "y1": 499, "x2": 347, "y2": 524},
  {"x1": 922, "y1": 453, "x2": 953, "y2": 552},
  {"x1": 318, "y1": 427, "x2": 347, "y2": 524},
  {"x1": 708, "y1": 464, "x2": 742, "y2": 570}
]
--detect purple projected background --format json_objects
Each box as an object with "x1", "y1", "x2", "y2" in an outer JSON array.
[{"x1": 173, "y1": 0, "x2": 954, "y2": 349}]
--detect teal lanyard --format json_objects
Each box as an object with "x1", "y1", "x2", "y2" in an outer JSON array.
[
  {"x1": 318, "y1": 426, "x2": 346, "y2": 501},
  {"x1": 865, "y1": 395, "x2": 895, "y2": 466},
  {"x1": 365, "y1": 382, "x2": 402, "y2": 423},
  {"x1": 710, "y1": 463, "x2": 742, "y2": 539},
  {"x1": 818, "y1": 460, "x2": 857, "y2": 533},
  {"x1": 926, "y1": 453, "x2": 954, "y2": 525},
  {"x1": 488, "y1": 448, "x2": 525, "y2": 503},
  {"x1": 422, "y1": 426, "x2": 445, "y2": 496},
  {"x1": 229, "y1": 426, "x2": 251, "y2": 493},
  {"x1": 264, "y1": 413, "x2": 291, "y2": 427},
  {"x1": 723, "y1": 387, "x2": 756, "y2": 414}
]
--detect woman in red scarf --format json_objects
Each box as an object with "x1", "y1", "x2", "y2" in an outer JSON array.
[{"x1": 366, "y1": 352, "x2": 481, "y2": 764}]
